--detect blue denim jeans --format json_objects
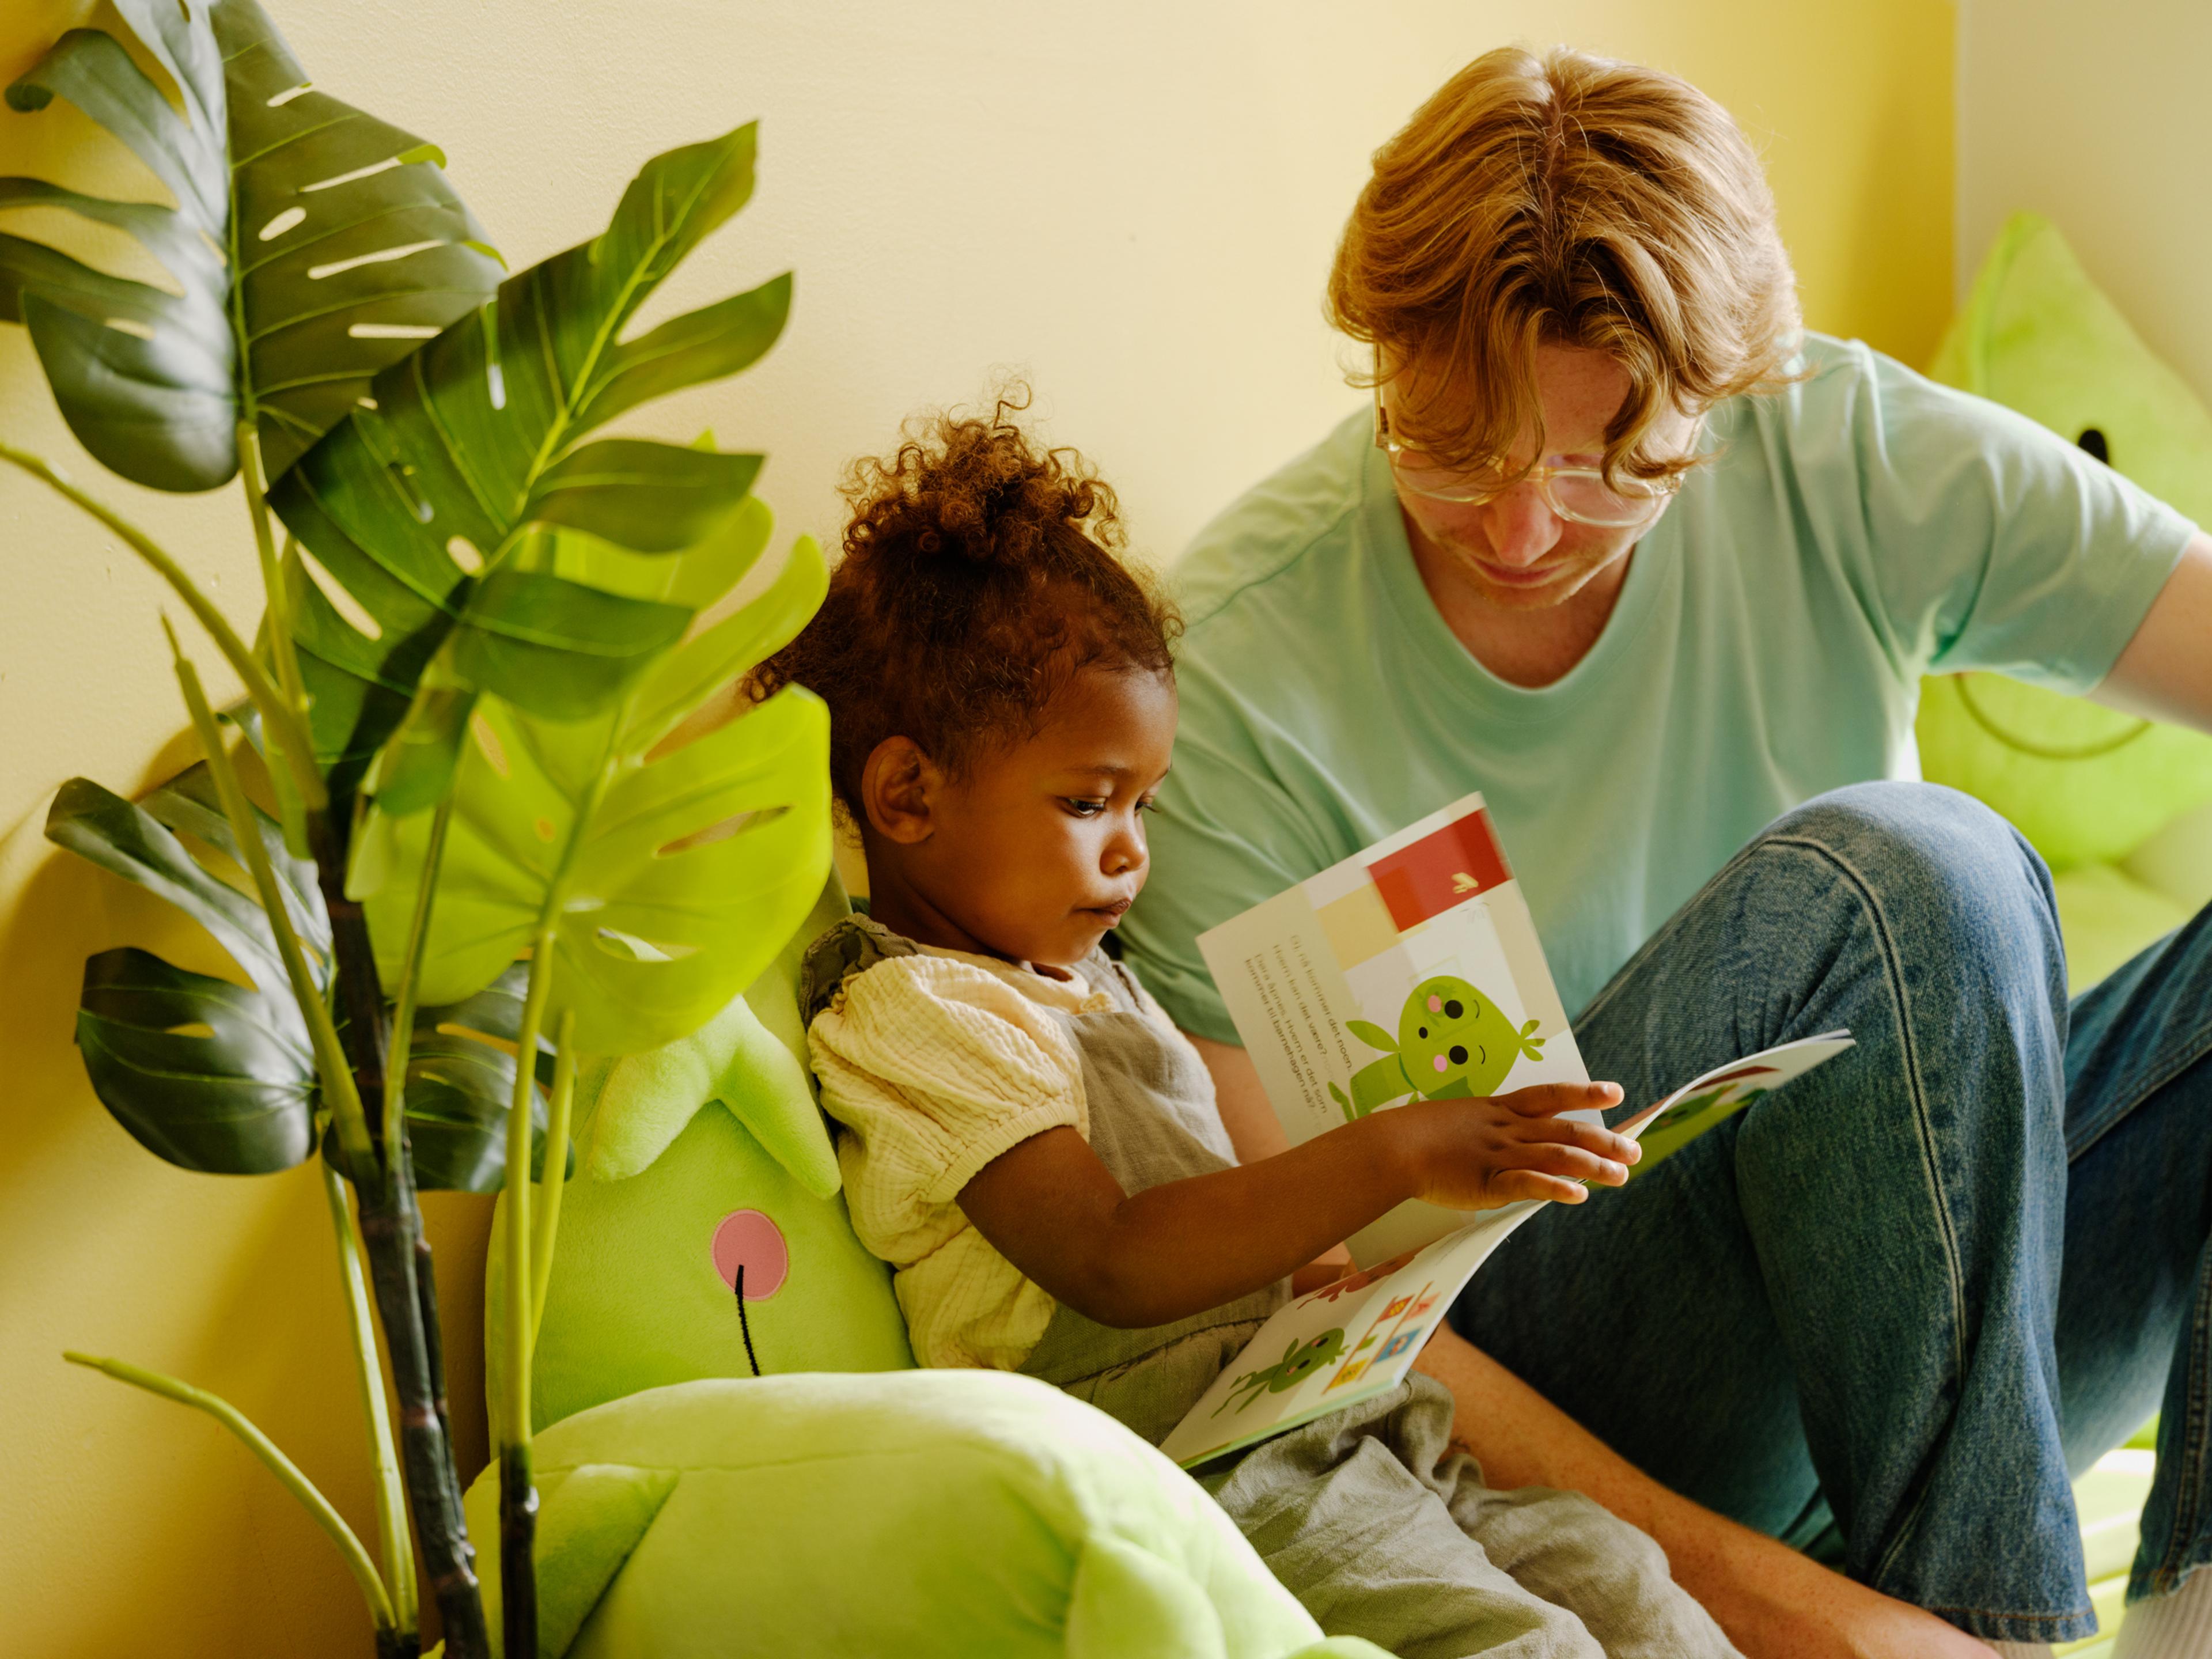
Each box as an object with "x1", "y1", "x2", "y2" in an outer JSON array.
[{"x1": 1447, "y1": 781, "x2": 2212, "y2": 1646}]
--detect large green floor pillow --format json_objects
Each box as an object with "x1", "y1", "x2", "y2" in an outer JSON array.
[
  {"x1": 461, "y1": 1372, "x2": 1389, "y2": 1659},
  {"x1": 488, "y1": 877, "x2": 915, "y2": 1435},
  {"x1": 1916, "y1": 211, "x2": 2212, "y2": 983}
]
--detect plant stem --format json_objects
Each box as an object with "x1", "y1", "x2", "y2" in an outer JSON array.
[
  {"x1": 237, "y1": 423, "x2": 306, "y2": 714},
  {"x1": 166, "y1": 622, "x2": 378, "y2": 1175},
  {"x1": 529, "y1": 1009, "x2": 577, "y2": 1350},
  {"x1": 0, "y1": 441, "x2": 325, "y2": 820},
  {"x1": 357, "y1": 1146, "x2": 486, "y2": 1659},
  {"x1": 384, "y1": 794, "x2": 457, "y2": 1176},
  {"x1": 63, "y1": 1350, "x2": 396, "y2": 1636},
  {"x1": 501, "y1": 937, "x2": 555, "y2": 1659},
  {"x1": 323, "y1": 1160, "x2": 419, "y2": 1642},
  {"x1": 175, "y1": 623, "x2": 487, "y2": 1652}
]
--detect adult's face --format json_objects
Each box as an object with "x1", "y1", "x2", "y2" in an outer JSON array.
[{"x1": 1382, "y1": 345, "x2": 1701, "y2": 613}]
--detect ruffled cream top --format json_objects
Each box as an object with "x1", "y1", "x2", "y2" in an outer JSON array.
[{"x1": 807, "y1": 945, "x2": 1124, "y2": 1370}]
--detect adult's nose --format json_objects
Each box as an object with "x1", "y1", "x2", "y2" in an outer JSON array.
[{"x1": 1480, "y1": 485, "x2": 1563, "y2": 567}]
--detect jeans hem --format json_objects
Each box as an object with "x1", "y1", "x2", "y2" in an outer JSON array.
[{"x1": 1925, "y1": 1604, "x2": 2097, "y2": 1644}]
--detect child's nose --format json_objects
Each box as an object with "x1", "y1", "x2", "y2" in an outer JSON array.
[{"x1": 1103, "y1": 819, "x2": 1146, "y2": 876}]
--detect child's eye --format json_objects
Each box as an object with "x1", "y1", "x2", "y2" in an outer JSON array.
[{"x1": 1062, "y1": 798, "x2": 1108, "y2": 818}]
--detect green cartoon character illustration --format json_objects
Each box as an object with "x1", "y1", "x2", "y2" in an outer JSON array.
[
  {"x1": 1329, "y1": 975, "x2": 1545, "y2": 1122},
  {"x1": 1212, "y1": 1328, "x2": 1348, "y2": 1416}
]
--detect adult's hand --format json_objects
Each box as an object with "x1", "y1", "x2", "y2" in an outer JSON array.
[{"x1": 1185, "y1": 1034, "x2": 1998, "y2": 1659}]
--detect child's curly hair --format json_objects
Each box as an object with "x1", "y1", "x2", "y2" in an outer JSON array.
[{"x1": 753, "y1": 391, "x2": 1180, "y2": 821}]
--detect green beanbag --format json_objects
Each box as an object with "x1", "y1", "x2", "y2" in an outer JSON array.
[
  {"x1": 461, "y1": 1372, "x2": 1391, "y2": 1659},
  {"x1": 488, "y1": 876, "x2": 915, "y2": 1438},
  {"x1": 1916, "y1": 211, "x2": 2212, "y2": 874}
]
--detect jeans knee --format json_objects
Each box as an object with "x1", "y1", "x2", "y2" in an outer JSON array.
[{"x1": 1759, "y1": 782, "x2": 2063, "y2": 988}]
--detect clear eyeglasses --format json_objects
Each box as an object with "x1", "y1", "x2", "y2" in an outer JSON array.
[{"x1": 1373, "y1": 389, "x2": 1688, "y2": 528}]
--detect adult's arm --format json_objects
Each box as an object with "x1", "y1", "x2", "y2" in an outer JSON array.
[
  {"x1": 1190, "y1": 1036, "x2": 1996, "y2": 1659},
  {"x1": 2094, "y1": 529, "x2": 2212, "y2": 729}
]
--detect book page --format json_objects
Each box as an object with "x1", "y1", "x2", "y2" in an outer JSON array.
[
  {"x1": 1157, "y1": 1031, "x2": 1855, "y2": 1468},
  {"x1": 1198, "y1": 793, "x2": 1592, "y2": 1264}
]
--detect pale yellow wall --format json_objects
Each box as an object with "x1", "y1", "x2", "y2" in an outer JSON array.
[
  {"x1": 1957, "y1": 0, "x2": 2212, "y2": 400},
  {"x1": 0, "y1": 3, "x2": 1951, "y2": 1652}
]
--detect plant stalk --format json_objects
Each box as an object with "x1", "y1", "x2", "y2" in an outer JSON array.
[
  {"x1": 323, "y1": 1161, "x2": 419, "y2": 1643},
  {"x1": 356, "y1": 1135, "x2": 486, "y2": 1659},
  {"x1": 237, "y1": 427, "x2": 305, "y2": 714},
  {"x1": 529, "y1": 1009, "x2": 577, "y2": 1350},
  {"x1": 63, "y1": 1351, "x2": 396, "y2": 1637},
  {"x1": 500, "y1": 937, "x2": 556, "y2": 1659},
  {"x1": 166, "y1": 623, "x2": 378, "y2": 1174},
  {"x1": 176, "y1": 633, "x2": 486, "y2": 1650}
]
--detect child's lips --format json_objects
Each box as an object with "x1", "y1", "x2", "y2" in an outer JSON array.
[{"x1": 1083, "y1": 897, "x2": 1134, "y2": 924}]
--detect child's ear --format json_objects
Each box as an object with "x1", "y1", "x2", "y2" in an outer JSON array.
[{"x1": 861, "y1": 736, "x2": 938, "y2": 844}]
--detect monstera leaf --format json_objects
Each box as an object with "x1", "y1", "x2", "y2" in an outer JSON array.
[
  {"x1": 350, "y1": 525, "x2": 832, "y2": 1055},
  {"x1": 47, "y1": 766, "x2": 556, "y2": 1185},
  {"x1": 267, "y1": 123, "x2": 790, "y2": 808},
  {"x1": 0, "y1": 0, "x2": 505, "y2": 491}
]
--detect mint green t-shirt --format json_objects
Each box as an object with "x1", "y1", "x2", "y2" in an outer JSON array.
[{"x1": 1122, "y1": 335, "x2": 2195, "y2": 1041}]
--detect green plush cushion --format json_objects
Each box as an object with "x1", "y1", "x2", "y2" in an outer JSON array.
[
  {"x1": 490, "y1": 876, "x2": 915, "y2": 1437},
  {"x1": 464, "y1": 1371, "x2": 1391, "y2": 1659},
  {"x1": 1916, "y1": 211, "x2": 2212, "y2": 873}
]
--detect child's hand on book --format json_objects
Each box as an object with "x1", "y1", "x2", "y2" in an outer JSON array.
[{"x1": 1396, "y1": 1082, "x2": 1638, "y2": 1209}]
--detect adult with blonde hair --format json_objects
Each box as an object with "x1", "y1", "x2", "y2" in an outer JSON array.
[{"x1": 1122, "y1": 44, "x2": 2212, "y2": 1659}]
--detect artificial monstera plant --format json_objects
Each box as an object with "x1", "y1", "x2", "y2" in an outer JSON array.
[{"x1": 2, "y1": 4, "x2": 832, "y2": 1657}]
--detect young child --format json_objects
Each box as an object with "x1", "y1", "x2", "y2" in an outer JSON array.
[{"x1": 760, "y1": 401, "x2": 1741, "y2": 1659}]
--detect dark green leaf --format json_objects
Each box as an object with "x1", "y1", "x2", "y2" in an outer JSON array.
[
  {"x1": 46, "y1": 775, "x2": 301, "y2": 997},
  {"x1": 0, "y1": 0, "x2": 502, "y2": 490},
  {"x1": 269, "y1": 123, "x2": 785, "y2": 803},
  {"x1": 522, "y1": 439, "x2": 762, "y2": 552},
  {"x1": 324, "y1": 964, "x2": 564, "y2": 1192},
  {"x1": 77, "y1": 947, "x2": 316, "y2": 1174},
  {"x1": 450, "y1": 571, "x2": 692, "y2": 721},
  {"x1": 572, "y1": 274, "x2": 791, "y2": 434}
]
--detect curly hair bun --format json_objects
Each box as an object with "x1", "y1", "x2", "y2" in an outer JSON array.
[
  {"x1": 847, "y1": 388, "x2": 1120, "y2": 573},
  {"x1": 751, "y1": 387, "x2": 1181, "y2": 817}
]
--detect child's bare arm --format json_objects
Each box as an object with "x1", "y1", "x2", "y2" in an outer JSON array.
[{"x1": 957, "y1": 1082, "x2": 1633, "y2": 1329}]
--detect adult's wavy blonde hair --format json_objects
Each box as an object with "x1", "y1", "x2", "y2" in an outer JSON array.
[{"x1": 1327, "y1": 45, "x2": 1802, "y2": 487}]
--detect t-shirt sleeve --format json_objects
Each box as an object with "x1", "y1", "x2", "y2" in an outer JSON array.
[
  {"x1": 1120, "y1": 680, "x2": 1339, "y2": 1046},
  {"x1": 1786, "y1": 342, "x2": 2194, "y2": 692},
  {"x1": 807, "y1": 957, "x2": 1086, "y2": 1221}
]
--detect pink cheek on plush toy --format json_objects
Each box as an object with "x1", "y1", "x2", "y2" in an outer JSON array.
[
  {"x1": 1427, "y1": 995, "x2": 1442, "y2": 1013},
  {"x1": 711, "y1": 1210, "x2": 789, "y2": 1301}
]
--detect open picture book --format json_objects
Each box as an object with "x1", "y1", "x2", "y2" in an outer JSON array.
[{"x1": 1154, "y1": 792, "x2": 1853, "y2": 1469}]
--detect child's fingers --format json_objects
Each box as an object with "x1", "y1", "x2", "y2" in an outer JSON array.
[
  {"x1": 1486, "y1": 1168, "x2": 1591, "y2": 1206},
  {"x1": 1494, "y1": 1139, "x2": 1631, "y2": 1188},
  {"x1": 1498, "y1": 1081, "x2": 1624, "y2": 1119},
  {"x1": 1512, "y1": 1114, "x2": 1642, "y2": 1165}
]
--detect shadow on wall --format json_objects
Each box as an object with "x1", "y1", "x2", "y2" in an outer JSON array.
[{"x1": 0, "y1": 753, "x2": 493, "y2": 1655}]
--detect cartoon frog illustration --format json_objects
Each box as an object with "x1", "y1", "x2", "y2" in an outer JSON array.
[
  {"x1": 1329, "y1": 974, "x2": 1544, "y2": 1122},
  {"x1": 1211, "y1": 1328, "x2": 1349, "y2": 1416}
]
